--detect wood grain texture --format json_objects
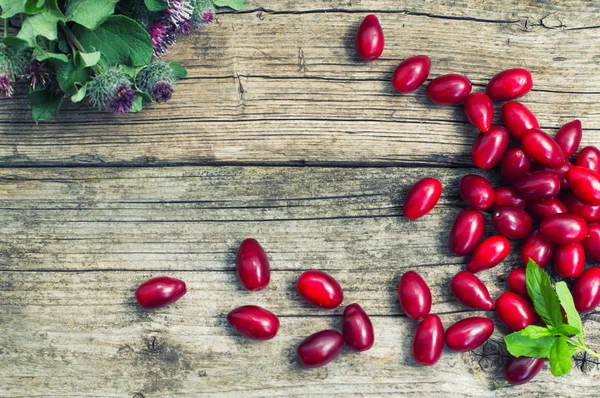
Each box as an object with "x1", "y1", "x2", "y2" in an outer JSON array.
[
  {"x1": 2, "y1": 166, "x2": 600, "y2": 396},
  {"x1": 1, "y1": 1, "x2": 600, "y2": 166}
]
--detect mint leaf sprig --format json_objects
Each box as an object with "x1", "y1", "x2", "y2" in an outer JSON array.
[{"x1": 504, "y1": 260, "x2": 600, "y2": 376}]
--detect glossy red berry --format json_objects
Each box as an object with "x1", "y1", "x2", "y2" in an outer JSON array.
[
  {"x1": 227, "y1": 305, "x2": 280, "y2": 340},
  {"x1": 297, "y1": 330, "x2": 344, "y2": 368},
  {"x1": 459, "y1": 174, "x2": 494, "y2": 210},
  {"x1": 521, "y1": 230, "x2": 554, "y2": 268},
  {"x1": 522, "y1": 128, "x2": 565, "y2": 168},
  {"x1": 572, "y1": 267, "x2": 600, "y2": 313},
  {"x1": 555, "y1": 120, "x2": 582, "y2": 158},
  {"x1": 491, "y1": 206, "x2": 533, "y2": 239},
  {"x1": 342, "y1": 303, "x2": 374, "y2": 352},
  {"x1": 450, "y1": 271, "x2": 494, "y2": 310},
  {"x1": 296, "y1": 270, "x2": 344, "y2": 309},
  {"x1": 464, "y1": 92, "x2": 494, "y2": 132},
  {"x1": 514, "y1": 171, "x2": 560, "y2": 201},
  {"x1": 236, "y1": 238, "x2": 270, "y2": 291},
  {"x1": 449, "y1": 210, "x2": 485, "y2": 256},
  {"x1": 504, "y1": 357, "x2": 544, "y2": 385},
  {"x1": 472, "y1": 125, "x2": 509, "y2": 169},
  {"x1": 135, "y1": 276, "x2": 187, "y2": 309},
  {"x1": 355, "y1": 15, "x2": 384, "y2": 62},
  {"x1": 560, "y1": 191, "x2": 600, "y2": 222},
  {"x1": 467, "y1": 236, "x2": 510, "y2": 273},
  {"x1": 583, "y1": 223, "x2": 600, "y2": 262},
  {"x1": 495, "y1": 291, "x2": 536, "y2": 331},
  {"x1": 398, "y1": 271, "x2": 432, "y2": 320},
  {"x1": 403, "y1": 177, "x2": 443, "y2": 220},
  {"x1": 567, "y1": 166, "x2": 600, "y2": 205},
  {"x1": 500, "y1": 148, "x2": 531, "y2": 184},
  {"x1": 575, "y1": 146, "x2": 600, "y2": 173},
  {"x1": 507, "y1": 268, "x2": 528, "y2": 298},
  {"x1": 540, "y1": 214, "x2": 588, "y2": 244},
  {"x1": 392, "y1": 55, "x2": 430, "y2": 93},
  {"x1": 412, "y1": 314, "x2": 444, "y2": 366},
  {"x1": 527, "y1": 198, "x2": 567, "y2": 221},
  {"x1": 532, "y1": 161, "x2": 572, "y2": 191},
  {"x1": 486, "y1": 68, "x2": 533, "y2": 101},
  {"x1": 502, "y1": 102, "x2": 539, "y2": 140},
  {"x1": 493, "y1": 185, "x2": 527, "y2": 209},
  {"x1": 427, "y1": 74, "x2": 472, "y2": 105},
  {"x1": 554, "y1": 243, "x2": 585, "y2": 279},
  {"x1": 444, "y1": 317, "x2": 494, "y2": 352}
]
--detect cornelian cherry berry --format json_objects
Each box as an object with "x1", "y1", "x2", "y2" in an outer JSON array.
[
  {"x1": 355, "y1": 15, "x2": 384, "y2": 62},
  {"x1": 392, "y1": 55, "x2": 430, "y2": 93}
]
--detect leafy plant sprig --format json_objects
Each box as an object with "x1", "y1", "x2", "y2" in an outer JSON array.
[
  {"x1": 504, "y1": 260, "x2": 600, "y2": 376},
  {"x1": 0, "y1": 0, "x2": 245, "y2": 122}
]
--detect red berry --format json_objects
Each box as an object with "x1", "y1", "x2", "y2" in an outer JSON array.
[
  {"x1": 135, "y1": 276, "x2": 187, "y2": 309},
  {"x1": 500, "y1": 148, "x2": 532, "y2": 184},
  {"x1": 427, "y1": 74, "x2": 472, "y2": 105},
  {"x1": 522, "y1": 128, "x2": 565, "y2": 168},
  {"x1": 412, "y1": 314, "x2": 444, "y2": 366},
  {"x1": 521, "y1": 230, "x2": 554, "y2": 268},
  {"x1": 495, "y1": 291, "x2": 536, "y2": 331},
  {"x1": 296, "y1": 270, "x2": 344, "y2": 309},
  {"x1": 504, "y1": 357, "x2": 544, "y2": 385},
  {"x1": 567, "y1": 166, "x2": 600, "y2": 205},
  {"x1": 583, "y1": 222, "x2": 600, "y2": 262},
  {"x1": 403, "y1": 177, "x2": 442, "y2": 220},
  {"x1": 491, "y1": 206, "x2": 533, "y2": 239},
  {"x1": 398, "y1": 271, "x2": 432, "y2": 320},
  {"x1": 507, "y1": 268, "x2": 528, "y2": 298},
  {"x1": 555, "y1": 120, "x2": 582, "y2": 158},
  {"x1": 355, "y1": 15, "x2": 384, "y2": 62},
  {"x1": 459, "y1": 174, "x2": 494, "y2": 211},
  {"x1": 449, "y1": 210, "x2": 485, "y2": 255},
  {"x1": 502, "y1": 102, "x2": 539, "y2": 140},
  {"x1": 467, "y1": 236, "x2": 511, "y2": 273},
  {"x1": 560, "y1": 191, "x2": 600, "y2": 222},
  {"x1": 554, "y1": 243, "x2": 585, "y2": 279},
  {"x1": 450, "y1": 271, "x2": 494, "y2": 310},
  {"x1": 493, "y1": 185, "x2": 527, "y2": 209},
  {"x1": 464, "y1": 92, "x2": 494, "y2": 132},
  {"x1": 342, "y1": 303, "x2": 374, "y2": 352},
  {"x1": 514, "y1": 171, "x2": 560, "y2": 201},
  {"x1": 540, "y1": 214, "x2": 588, "y2": 244},
  {"x1": 487, "y1": 68, "x2": 533, "y2": 101},
  {"x1": 297, "y1": 330, "x2": 344, "y2": 368},
  {"x1": 472, "y1": 125, "x2": 509, "y2": 169},
  {"x1": 236, "y1": 238, "x2": 270, "y2": 291},
  {"x1": 572, "y1": 267, "x2": 600, "y2": 314},
  {"x1": 575, "y1": 146, "x2": 600, "y2": 173},
  {"x1": 444, "y1": 317, "x2": 494, "y2": 352},
  {"x1": 527, "y1": 197, "x2": 567, "y2": 221},
  {"x1": 532, "y1": 161, "x2": 572, "y2": 191},
  {"x1": 227, "y1": 305, "x2": 280, "y2": 340},
  {"x1": 392, "y1": 55, "x2": 430, "y2": 93}
]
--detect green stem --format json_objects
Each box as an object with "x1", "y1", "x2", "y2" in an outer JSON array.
[
  {"x1": 566, "y1": 337, "x2": 600, "y2": 359},
  {"x1": 60, "y1": 22, "x2": 101, "y2": 73}
]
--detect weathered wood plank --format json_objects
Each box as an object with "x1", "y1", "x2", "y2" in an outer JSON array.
[{"x1": 2, "y1": 3, "x2": 600, "y2": 166}]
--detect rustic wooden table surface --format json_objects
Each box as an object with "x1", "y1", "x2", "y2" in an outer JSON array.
[{"x1": 2, "y1": 1, "x2": 600, "y2": 396}]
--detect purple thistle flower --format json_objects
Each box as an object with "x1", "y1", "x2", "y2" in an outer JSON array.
[
  {"x1": 20, "y1": 61, "x2": 51, "y2": 89},
  {"x1": 165, "y1": 0, "x2": 194, "y2": 27},
  {"x1": 174, "y1": 19, "x2": 193, "y2": 36},
  {"x1": 107, "y1": 85, "x2": 136, "y2": 115},
  {"x1": 149, "y1": 20, "x2": 176, "y2": 57},
  {"x1": 201, "y1": 10, "x2": 214, "y2": 24},
  {"x1": 0, "y1": 73, "x2": 13, "y2": 97},
  {"x1": 152, "y1": 81, "x2": 174, "y2": 103}
]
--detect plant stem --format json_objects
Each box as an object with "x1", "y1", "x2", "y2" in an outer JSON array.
[
  {"x1": 566, "y1": 337, "x2": 600, "y2": 359},
  {"x1": 60, "y1": 22, "x2": 101, "y2": 73}
]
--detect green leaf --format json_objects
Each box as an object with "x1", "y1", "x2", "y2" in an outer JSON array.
[
  {"x1": 0, "y1": 0, "x2": 26, "y2": 18},
  {"x1": 75, "y1": 51, "x2": 101, "y2": 68},
  {"x1": 33, "y1": 47, "x2": 69, "y2": 63},
  {"x1": 556, "y1": 281, "x2": 583, "y2": 337},
  {"x1": 66, "y1": 0, "x2": 119, "y2": 30},
  {"x1": 526, "y1": 259, "x2": 563, "y2": 327},
  {"x1": 17, "y1": 8, "x2": 64, "y2": 45},
  {"x1": 72, "y1": 15, "x2": 153, "y2": 68},
  {"x1": 28, "y1": 89, "x2": 63, "y2": 122},
  {"x1": 505, "y1": 331, "x2": 556, "y2": 358},
  {"x1": 71, "y1": 84, "x2": 87, "y2": 103},
  {"x1": 549, "y1": 336, "x2": 573, "y2": 376},
  {"x1": 51, "y1": 58, "x2": 92, "y2": 95},
  {"x1": 24, "y1": 0, "x2": 45, "y2": 14},
  {"x1": 520, "y1": 325, "x2": 555, "y2": 339},
  {"x1": 554, "y1": 324, "x2": 581, "y2": 337},
  {"x1": 130, "y1": 93, "x2": 144, "y2": 113},
  {"x1": 144, "y1": 0, "x2": 167, "y2": 11},
  {"x1": 212, "y1": 0, "x2": 246, "y2": 11},
  {"x1": 2, "y1": 37, "x2": 32, "y2": 49},
  {"x1": 169, "y1": 61, "x2": 188, "y2": 79}
]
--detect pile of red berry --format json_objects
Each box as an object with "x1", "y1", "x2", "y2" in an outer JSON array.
[{"x1": 355, "y1": 12, "x2": 600, "y2": 385}]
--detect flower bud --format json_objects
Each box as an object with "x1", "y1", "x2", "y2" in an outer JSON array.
[
  {"x1": 136, "y1": 60, "x2": 178, "y2": 103},
  {"x1": 87, "y1": 67, "x2": 135, "y2": 114}
]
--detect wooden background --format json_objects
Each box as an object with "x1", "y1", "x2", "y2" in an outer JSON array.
[{"x1": 2, "y1": 0, "x2": 600, "y2": 396}]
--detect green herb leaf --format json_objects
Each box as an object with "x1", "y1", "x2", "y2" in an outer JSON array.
[
  {"x1": 144, "y1": 0, "x2": 168, "y2": 11},
  {"x1": 75, "y1": 51, "x2": 101, "y2": 68},
  {"x1": 549, "y1": 336, "x2": 573, "y2": 376},
  {"x1": 33, "y1": 48, "x2": 69, "y2": 63},
  {"x1": 169, "y1": 61, "x2": 188, "y2": 79},
  {"x1": 28, "y1": 89, "x2": 63, "y2": 122},
  {"x1": 505, "y1": 331, "x2": 556, "y2": 358},
  {"x1": 24, "y1": 0, "x2": 45, "y2": 14},
  {"x1": 520, "y1": 325, "x2": 555, "y2": 338},
  {"x1": 72, "y1": 15, "x2": 153, "y2": 68},
  {"x1": 553, "y1": 324, "x2": 581, "y2": 337},
  {"x1": 0, "y1": 0, "x2": 26, "y2": 19},
  {"x1": 130, "y1": 93, "x2": 144, "y2": 113},
  {"x1": 71, "y1": 84, "x2": 87, "y2": 103},
  {"x1": 556, "y1": 281, "x2": 583, "y2": 337},
  {"x1": 17, "y1": 7, "x2": 64, "y2": 45},
  {"x1": 526, "y1": 259, "x2": 563, "y2": 327},
  {"x1": 212, "y1": 0, "x2": 246, "y2": 11},
  {"x1": 2, "y1": 37, "x2": 32, "y2": 49},
  {"x1": 51, "y1": 58, "x2": 92, "y2": 95},
  {"x1": 66, "y1": 0, "x2": 119, "y2": 30}
]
